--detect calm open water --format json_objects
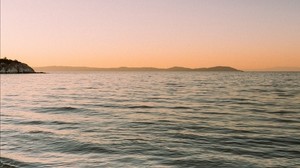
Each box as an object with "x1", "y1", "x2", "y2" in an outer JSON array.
[{"x1": 1, "y1": 72, "x2": 300, "y2": 168}]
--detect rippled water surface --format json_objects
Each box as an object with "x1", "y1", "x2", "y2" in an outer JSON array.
[{"x1": 1, "y1": 72, "x2": 300, "y2": 167}]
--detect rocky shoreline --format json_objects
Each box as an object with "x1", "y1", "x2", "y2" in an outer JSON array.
[{"x1": 0, "y1": 58, "x2": 37, "y2": 74}]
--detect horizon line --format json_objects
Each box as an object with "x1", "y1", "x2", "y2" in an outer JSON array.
[
  {"x1": 33, "y1": 65, "x2": 300, "y2": 71},
  {"x1": 33, "y1": 65, "x2": 243, "y2": 72}
]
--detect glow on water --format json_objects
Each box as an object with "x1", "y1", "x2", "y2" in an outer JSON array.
[{"x1": 1, "y1": 72, "x2": 300, "y2": 167}]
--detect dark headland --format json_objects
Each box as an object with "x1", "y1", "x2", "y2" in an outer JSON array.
[
  {"x1": 0, "y1": 58, "x2": 39, "y2": 74},
  {"x1": 34, "y1": 66, "x2": 242, "y2": 72}
]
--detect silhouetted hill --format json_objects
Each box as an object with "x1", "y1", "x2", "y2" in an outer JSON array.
[
  {"x1": 0, "y1": 58, "x2": 36, "y2": 74},
  {"x1": 195, "y1": 66, "x2": 242, "y2": 71},
  {"x1": 34, "y1": 66, "x2": 242, "y2": 72},
  {"x1": 167, "y1": 67, "x2": 192, "y2": 71}
]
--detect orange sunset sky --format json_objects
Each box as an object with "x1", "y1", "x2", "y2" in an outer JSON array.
[{"x1": 1, "y1": 0, "x2": 300, "y2": 70}]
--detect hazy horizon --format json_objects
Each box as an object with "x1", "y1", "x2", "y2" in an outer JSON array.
[
  {"x1": 2, "y1": 57, "x2": 300, "y2": 71},
  {"x1": 32, "y1": 64, "x2": 300, "y2": 72},
  {"x1": 1, "y1": 0, "x2": 300, "y2": 69}
]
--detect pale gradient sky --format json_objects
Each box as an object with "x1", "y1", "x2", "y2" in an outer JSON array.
[{"x1": 1, "y1": 0, "x2": 300, "y2": 70}]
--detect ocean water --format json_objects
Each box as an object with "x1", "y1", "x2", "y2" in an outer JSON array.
[{"x1": 1, "y1": 72, "x2": 299, "y2": 168}]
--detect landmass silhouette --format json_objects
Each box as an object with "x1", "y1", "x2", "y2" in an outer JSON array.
[
  {"x1": 35, "y1": 66, "x2": 242, "y2": 72},
  {"x1": 3, "y1": 58, "x2": 300, "y2": 73},
  {"x1": 0, "y1": 58, "x2": 36, "y2": 74},
  {"x1": 1, "y1": 58, "x2": 243, "y2": 73},
  {"x1": 34, "y1": 65, "x2": 242, "y2": 72}
]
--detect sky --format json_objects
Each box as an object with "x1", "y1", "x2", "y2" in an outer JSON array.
[{"x1": 1, "y1": 0, "x2": 300, "y2": 70}]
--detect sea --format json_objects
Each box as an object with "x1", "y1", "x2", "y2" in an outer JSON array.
[{"x1": 1, "y1": 72, "x2": 299, "y2": 168}]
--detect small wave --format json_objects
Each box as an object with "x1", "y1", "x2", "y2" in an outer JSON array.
[
  {"x1": 52, "y1": 106, "x2": 78, "y2": 111},
  {"x1": 0, "y1": 157, "x2": 33, "y2": 168},
  {"x1": 93, "y1": 104, "x2": 193, "y2": 110},
  {"x1": 267, "y1": 110, "x2": 298, "y2": 115},
  {"x1": 259, "y1": 117, "x2": 299, "y2": 123},
  {"x1": 39, "y1": 106, "x2": 80, "y2": 113},
  {"x1": 127, "y1": 105, "x2": 155, "y2": 109},
  {"x1": 28, "y1": 130, "x2": 54, "y2": 135},
  {"x1": 82, "y1": 87, "x2": 97, "y2": 90},
  {"x1": 18, "y1": 121, "x2": 44, "y2": 125},
  {"x1": 162, "y1": 158, "x2": 254, "y2": 168},
  {"x1": 166, "y1": 83, "x2": 178, "y2": 86},
  {"x1": 129, "y1": 121, "x2": 156, "y2": 125},
  {"x1": 93, "y1": 104, "x2": 120, "y2": 108},
  {"x1": 52, "y1": 87, "x2": 66, "y2": 90},
  {"x1": 50, "y1": 140, "x2": 117, "y2": 154},
  {"x1": 202, "y1": 111, "x2": 236, "y2": 115},
  {"x1": 228, "y1": 136, "x2": 300, "y2": 146},
  {"x1": 18, "y1": 120, "x2": 74, "y2": 126},
  {"x1": 170, "y1": 106, "x2": 192, "y2": 110},
  {"x1": 51, "y1": 121, "x2": 74, "y2": 125},
  {"x1": 272, "y1": 118, "x2": 299, "y2": 123},
  {"x1": 209, "y1": 146, "x2": 276, "y2": 159},
  {"x1": 0, "y1": 162, "x2": 17, "y2": 168}
]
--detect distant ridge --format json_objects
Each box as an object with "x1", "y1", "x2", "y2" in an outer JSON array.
[{"x1": 34, "y1": 66, "x2": 242, "y2": 72}]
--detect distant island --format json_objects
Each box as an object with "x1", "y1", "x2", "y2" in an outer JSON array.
[
  {"x1": 34, "y1": 66, "x2": 242, "y2": 72},
  {"x1": 0, "y1": 58, "x2": 36, "y2": 74},
  {"x1": 0, "y1": 58, "x2": 243, "y2": 73}
]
